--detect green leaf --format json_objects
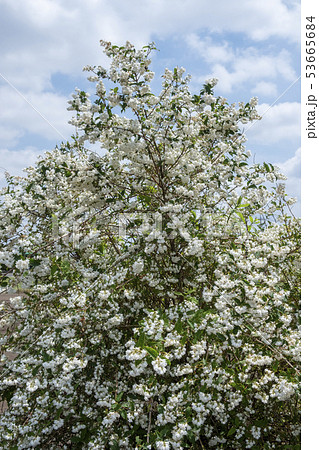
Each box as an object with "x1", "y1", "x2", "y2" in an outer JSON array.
[
  {"x1": 120, "y1": 410, "x2": 127, "y2": 420},
  {"x1": 175, "y1": 319, "x2": 183, "y2": 333},
  {"x1": 43, "y1": 352, "x2": 51, "y2": 362},
  {"x1": 111, "y1": 403, "x2": 121, "y2": 411},
  {"x1": 145, "y1": 346, "x2": 158, "y2": 358},
  {"x1": 236, "y1": 211, "x2": 245, "y2": 223},
  {"x1": 32, "y1": 365, "x2": 40, "y2": 376},
  {"x1": 50, "y1": 263, "x2": 58, "y2": 276},
  {"x1": 181, "y1": 335, "x2": 188, "y2": 346},
  {"x1": 216, "y1": 333, "x2": 226, "y2": 342},
  {"x1": 137, "y1": 332, "x2": 145, "y2": 348},
  {"x1": 255, "y1": 419, "x2": 267, "y2": 427},
  {"x1": 227, "y1": 426, "x2": 237, "y2": 437},
  {"x1": 115, "y1": 392, "x2": 124, "y2": 402},
  {"x1": 26, "y1": 182, "x2": 34, "y2": 193},
  {"x1": 110, "y1": 441, "x2": 120, "y2": 450}
]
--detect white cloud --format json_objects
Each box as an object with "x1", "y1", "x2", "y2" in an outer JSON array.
[
  {"x1": 252, "y1": 81, "x2": 278, "y2": 98},
  {"x1": 0, "y1": 86, "x2": 73, "y2": 148},
  {"x1": 187, "y1": 35, "x2": 296, "y2": 94},
  {"x1": 118, "y1": 0, "x2": 300, "y2": 43},
  {"x1": 245, "y1": 102, "x2": 300, "y2": 144},
  {"x1": 0, "y1": 0, "x2": 300, "y2": 92},
  {"x1": 277, "y1": 147, "x2": 301, "y2": 179},
  {"x1": 186, "y1": 34, "x2": 234, "y2": 64},
  {"x1": 276, "y1": 147, "x2": 301, "y2": 217},
  {"x1": 0, "y1": 125, "x2": 24, "y2": 148},
  {"x1": 0, "y1": 147, "x2": 46, "y2": 186},
  {"x1": 239, "y1": 0, "x2": 300, "y2": 42}
]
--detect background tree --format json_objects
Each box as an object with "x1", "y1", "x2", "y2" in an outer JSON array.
[{"x1": 0, "y1": 41, "x2": 300, "y2": 449}]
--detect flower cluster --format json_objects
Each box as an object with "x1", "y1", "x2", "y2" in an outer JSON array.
[{"x1": 0, "y1": 41, "x2": 300, "y2": 448}]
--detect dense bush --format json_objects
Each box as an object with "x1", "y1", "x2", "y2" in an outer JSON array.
[{"x1": 0, "y1": 41, "x2": 300, "y2": 449}]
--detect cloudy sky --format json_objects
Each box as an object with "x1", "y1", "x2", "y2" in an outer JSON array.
[{"x1": 0, "y1": 0, "x2": 301, "y2": 215}]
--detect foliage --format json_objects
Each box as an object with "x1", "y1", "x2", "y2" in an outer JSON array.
[{"x1": 0, "y1": 41, "x2": 300, "y2": 449}]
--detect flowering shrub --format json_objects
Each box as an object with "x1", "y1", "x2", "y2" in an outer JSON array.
[{"x1": 0, "y1": 41, "x2": 300, "y2": 449}]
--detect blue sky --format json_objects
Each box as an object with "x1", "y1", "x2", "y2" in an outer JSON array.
[{"x1": 0, "y1": 0, "x2": 301, "y2": 215}]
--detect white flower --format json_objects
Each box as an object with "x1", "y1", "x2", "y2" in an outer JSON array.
[
  {"x1": 203, "y1": 93, "x2": 216, "y2": 105},
  {"x1": 132, "y1": 259, "x2": 144, "y2": 274},
  {"x1": 156, "y1": 441, "x2": 170, "y2": 450},
  {"x1": 128, "y1": 98, "x2": 139, "y2": 110},
  {"x1": 185, "y1": 237, "x2": 204, "y2": 256},
  {"x1": 15, "y1": 259, "x2": 29, "y2": 270},
  {"x1": 152, "y1": 357, "x2": 168, "y2": 375},
  {"x1": 205, "y1": 77, "x2": 218, "y2": 87},
  {"x1": 202, "y1": 287, "x2": 214, "y2": 303},
  {"x1": 26, "y1": 378, "x2": 40, "y2": 392},
  {"x1": 144, "y1": 71, "x2": 155, "y2": 82},
  {"x1": 270, "y1": 379, "x2": 297, "y2": 401},
  {"x1": 125, "y1": 347, "x2": 147, "y2": 361},
  {"x1": 96, "y1": 80, "x2": 106, "y2": 96},
  {"x1": 189, "y1": 341, "x2": 207, "y2": 361}
]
